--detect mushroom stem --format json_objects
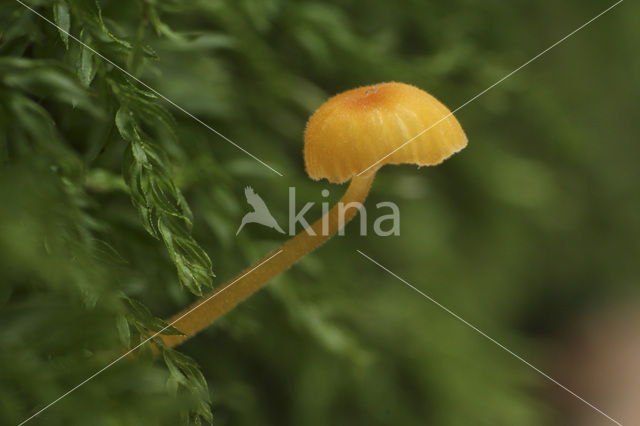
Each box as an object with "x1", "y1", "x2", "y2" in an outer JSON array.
[{"x1": 160, "y1": 172, "x2": 376, "y2": 348}]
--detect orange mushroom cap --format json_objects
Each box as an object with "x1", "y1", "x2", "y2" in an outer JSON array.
[{"x1": 304, "y1": 82, "x2": 468, "y2": 183}]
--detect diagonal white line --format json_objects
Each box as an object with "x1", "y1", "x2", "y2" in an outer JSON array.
[
  {"x1": 356, "y1": 249, "x2": 623, "y2": 426},
  {"x1": 14, "y1": 0, "x2": 283, "y2": 177},
  {"x1": 357, "y1": 0, "x2": 624, "y2": 176},
  {"x1": 17, "y1": 249, "x2": 284, "y2": 426}
]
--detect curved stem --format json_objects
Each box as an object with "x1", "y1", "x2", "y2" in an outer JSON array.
[{"x1": 160, "y1": 172, "x2": 376, "y2": 348}]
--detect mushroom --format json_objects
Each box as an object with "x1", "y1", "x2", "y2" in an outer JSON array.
[{"x1": 161, "y1": 82, "x2": 467, "y2": 348}]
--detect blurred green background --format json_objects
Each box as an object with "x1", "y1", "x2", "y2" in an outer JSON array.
[{"x1": 1, "y1": 0, "x2": 638, "y2": 425}]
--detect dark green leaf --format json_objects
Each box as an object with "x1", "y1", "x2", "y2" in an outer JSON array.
[
  {"x1": 116, "y1": 314, "x2": 130, "y2": 348},
  {"x1": 53, "y1": 1, "x2": 71, "y2": 49},
  {"x1": 114, "y1": 106, "x2": 138, "y2": 143},
  {"x1": 0, "y1": 58, "x2": 98, "y2": 114},
  {"x1": 77, "y1": 31, "x2": 97, "y2": 86},
  {"x1": 122, "y1": 296, "x2": 185, "y2": 336}
]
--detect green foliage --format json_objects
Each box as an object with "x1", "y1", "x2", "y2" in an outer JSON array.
[
  {"x1": 1, "y1": 0, "x2": 213, "y2": 423},
  {"x1": 116, "y1": 102, "x2": 213, "y2": 296},
  {"x1": 121, "y1": 295, "x2": 184, "y2": 337},
  {"x1": 120, "y1": 293, "x2": 214, "y2": 424},
  {"x1": 52, "y1": 1, "x2": 70, "y2": 49},
  {"x1": 2, "y1": 0, "x2": 637, "y2": 425},
  {"x1": 162, "y1": 347, "x2": 214, "y2": 425}
]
